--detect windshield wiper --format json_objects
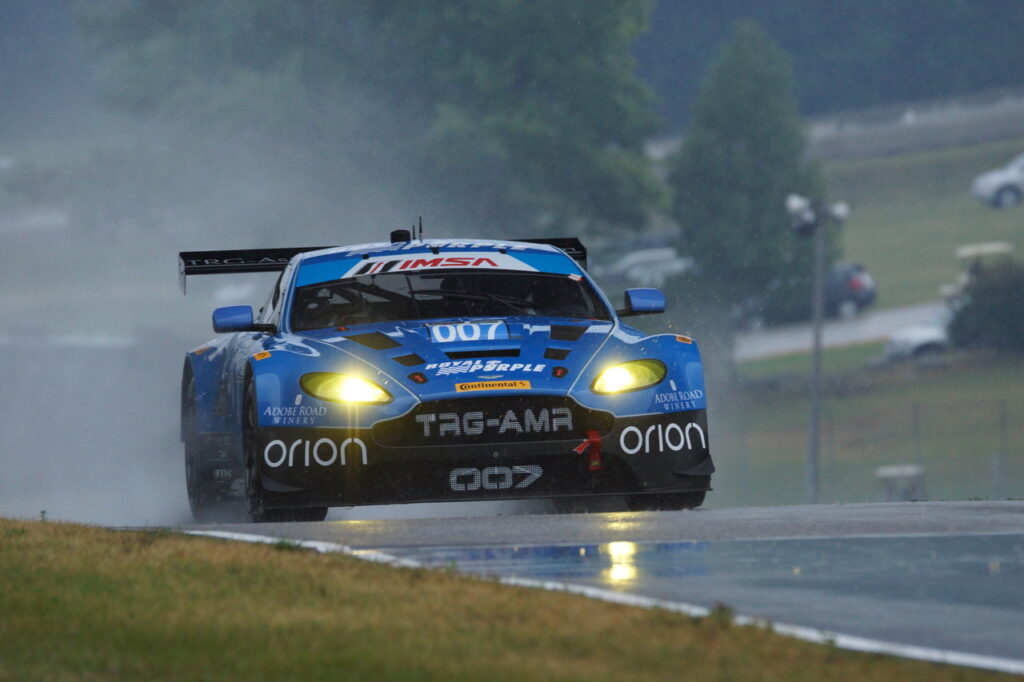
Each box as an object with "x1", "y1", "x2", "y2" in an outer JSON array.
[{"x1": 410, "y1": 289, "x2": 537, "y2": 315}]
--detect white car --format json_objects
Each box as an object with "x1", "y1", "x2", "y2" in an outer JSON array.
[
  {"x1": 593, "y1": 247, "x2": 694, "y2": 287},
  {"x1": 971, "y1": 152, "x2": 1024, "y2": 208},
  {"x1": 885, "y1": 309, "x2": 951, "y2": 361}
]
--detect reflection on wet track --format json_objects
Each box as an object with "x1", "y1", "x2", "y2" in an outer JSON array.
[
  {"x1": 355, "y1": 533, "x2": 1024, "y2": 663},
  {"x1": 192, "y1": 501, "x2": 1024, "y2": 670},
  {"x1": 354, "y1": 539, "x2": 711, "y2": 585}
]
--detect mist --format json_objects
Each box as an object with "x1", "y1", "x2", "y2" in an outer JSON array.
[
  {"x1": 0, "y1": 1, "x2": 495, "y2": 526},
  {"x1": 4, "y1": 2, "x2": 1020, "y2": 526}
]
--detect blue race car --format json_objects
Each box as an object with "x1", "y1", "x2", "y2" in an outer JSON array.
[{"x1": 179, "y1": 232, "x2": 712, "y2": 522}]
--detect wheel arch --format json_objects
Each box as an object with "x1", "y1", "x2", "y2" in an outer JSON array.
[{"x1": 992, "y1": 184, "x2": 1022, "y2": 207}]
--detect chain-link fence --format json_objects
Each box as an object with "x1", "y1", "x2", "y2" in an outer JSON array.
[{"x1": 712, "y1": 384, "x2": 1023, "y2": 508}]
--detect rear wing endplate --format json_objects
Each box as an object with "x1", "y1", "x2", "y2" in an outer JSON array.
[
  {"x1": 178, "y1": 247, "x2": 332, "y2": 293},
  {"x1": 514, "y1": 237, "x2": 587, "y2": 270}
]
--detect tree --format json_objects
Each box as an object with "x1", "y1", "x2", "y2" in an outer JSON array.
[
  {"x1": 948, "y1": 259, "x2": 1024, "y2": 354},
  {"x1": 73, "y1": 1, "x2": 664, "y2": 237},
  {"x1": 667, "y1": 21, "x2": 826, "y2": 326},
  {"x1": 636, "y1": 1, "x2": 1024, "y2": 129}
]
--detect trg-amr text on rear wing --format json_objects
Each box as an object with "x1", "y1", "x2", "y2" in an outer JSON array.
[{"x1": 178, "y1": 247, "x2": 330, "y2": 294}]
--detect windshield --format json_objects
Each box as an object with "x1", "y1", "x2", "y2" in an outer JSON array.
[{"x1": 291, "y1": 270, "x2": 611, "y2": 331}]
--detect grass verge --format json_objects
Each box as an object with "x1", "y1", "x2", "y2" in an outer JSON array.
[
  {"x1": 825, "y1": 135, "x2": 1024, "y2": 309},
  {"x1": 0, "y1": 518, "x2": 1013, "y2": 681},
  {"x1": 715, "y1": 350, "x2": 1024, "y2": 507},
  {"x1": 736, "y1": 341, "x2": 886, "y2": 381}
]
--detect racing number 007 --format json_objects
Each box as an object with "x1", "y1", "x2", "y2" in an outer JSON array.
[
  {"x1": 449, "y1": 465, "x2": 542, "y2": 492},
  {"x1": 430, "y1": 321, "x2": 507, "y2": 343}
]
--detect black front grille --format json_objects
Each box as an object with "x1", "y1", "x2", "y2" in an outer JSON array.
[{"x1": 373, "y1": 396, "x2": 614, "y2": 447}]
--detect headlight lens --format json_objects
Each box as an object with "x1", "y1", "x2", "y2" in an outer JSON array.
[
  {"x1": 300, "y1": 373, "x2": 391, "y2": 404},
  {"x1": 592, "y1": 359, "x2": 666, "y2": 394}
]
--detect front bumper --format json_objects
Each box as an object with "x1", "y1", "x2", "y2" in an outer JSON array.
[{"x1": 253, "y1": 405, "x2": 713, "y2": 508}]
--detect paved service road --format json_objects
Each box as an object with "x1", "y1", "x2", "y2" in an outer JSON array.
[
  {"x1": 189, "y1": 501, "x2": 1024, "y2": 666},
  {"x1": 734, "y1": 302, "x2": 942, "y2": 361}
]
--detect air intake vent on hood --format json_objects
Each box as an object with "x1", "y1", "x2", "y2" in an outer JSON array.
[
  {"x1": 392, "y1": 353, "x2": 425, "y2": 366},
  {"x1": 446, "y1": 348, "x2": 520, "y2": 360},
  {"x1": 345, "y1": 331, "x2": 401, "y2": 350},
  {"x1": 549, "y1": 325, "x2": 588, "y2": 341},
  {"x1": 544, "y1": 347, "x2": 571, "y2": 360}
]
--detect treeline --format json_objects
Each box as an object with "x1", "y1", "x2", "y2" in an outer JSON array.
[
  {"x1": 71, "y1": 1, "x2": 662, "y2": 238},
  {"x1": 637, "y1": 0, "x2": 1024, "y2": 128}
]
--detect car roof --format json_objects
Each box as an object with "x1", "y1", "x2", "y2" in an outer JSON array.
[
  {"x1": 292, "y1": 239, "x2": 582, "y2": 288},
  {"x1": 297, "y1": 238, "x2": 564, "y2": 262}
]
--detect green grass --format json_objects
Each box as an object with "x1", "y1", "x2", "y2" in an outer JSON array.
[
  {"x1": 825, "y1": 136, "x2": 1024, "y2": 309},
  {"x1": 715, "y1": 351, "x2": 1024, "y2": 507},
  {"x1": 737, "y1": 341, "x2": 885, "y2": 381},
  {"x1": 0, "y1": 519, "x2": 1013, "y2": 682}
]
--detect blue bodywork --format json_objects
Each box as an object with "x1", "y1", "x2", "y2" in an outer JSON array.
[{"x1": 182, "y1": 238, "x2": 712, "y2": 514}]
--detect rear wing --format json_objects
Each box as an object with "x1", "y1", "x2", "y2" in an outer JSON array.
[
  {"x1": 178, "y1": 247, "x2": 331, "y2": 293},
  {"x1": 514, "y1": 237, "x2": 587, "y2": 270},
  {"x1": 179, "y1": 238, "x2": 586, "y2": 292}
]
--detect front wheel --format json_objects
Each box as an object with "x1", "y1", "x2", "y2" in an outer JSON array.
[
  {"x1": 993, "y1": 186, "x2": 1022, "y2": 208},
  {"x1": 243, "y1": 380, "x2": 328, "y2": 523}
]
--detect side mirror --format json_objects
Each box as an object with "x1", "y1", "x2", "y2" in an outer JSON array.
[
  {"x1": 619, "y1": 288, "x2": 665, "y2": 316},
  {"x1": 212, "y1": 306, "x2": 275, "y2": 333}
]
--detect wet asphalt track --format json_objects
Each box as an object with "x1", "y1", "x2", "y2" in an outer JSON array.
[{"x1": 187, "y1": 501, "x2": 1024, "y2": 666}]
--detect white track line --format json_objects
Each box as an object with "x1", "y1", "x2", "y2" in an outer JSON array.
[{"x1": 183, "y1": 530, "x2": 1024, "y2": 676}]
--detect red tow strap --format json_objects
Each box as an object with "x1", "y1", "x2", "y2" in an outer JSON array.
[{"x1": 574, "y1": 430, "x2": 603, "y2": 471}]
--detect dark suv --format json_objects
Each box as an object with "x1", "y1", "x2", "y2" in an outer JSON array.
[
  {"x1": 826, "y1": 263, "x2": 876, "y2": 318},
  {"x1": 733, "y1": 262, "x2": 877, "y2": 329}
]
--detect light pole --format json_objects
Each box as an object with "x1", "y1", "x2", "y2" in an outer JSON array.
[{"x1": 786, "y1": 194, "x2": 849, "y2": 504}]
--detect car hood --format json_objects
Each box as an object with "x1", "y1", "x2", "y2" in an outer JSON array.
[
  {"x1": 974, "y1": 167, "x2": 1020, "y2": 188},
  {"x1": 291, "y1": 317, "x2": 614, "y2": 401}
]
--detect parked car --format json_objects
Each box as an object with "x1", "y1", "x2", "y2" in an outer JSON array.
[
  {"x1": 826, "y1": 262, "x2": 877, "y2": 318},
  {"x1": 884, "y1": 315, "x2": 950, "y2": 361},
  {"x1": 971, "y1": 152, "x2": 1024, "y2": 208},
  {"x1": 590, "y1": 247, "x2": 694, "y2": 288},
  {"x1": 733, "y1": 262, "x2": 877, "y2": 329}
]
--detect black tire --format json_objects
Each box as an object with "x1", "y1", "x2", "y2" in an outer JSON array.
[
  {"x1": 836, "y1": 299, "x2": 859, "y2": 320},
  {"x1": 993, "y1": 186, "x2": 1022, "y2": 209},
  {"x1": 183, "y1": 374, "x2": 237, "y2": 523},
  {"x1": 912, "y1": 343, "x2": 946, "y2": 360},
  {"x1": 243, "y1": 380, "x2": 328, "y2": 523},
  {"x1": 625, "y1": 491, "x2": 706, "y2": 511}
]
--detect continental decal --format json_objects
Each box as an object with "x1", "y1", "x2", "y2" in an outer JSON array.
[
  {"x1": 455, "y1": 380, "x2": 531, "y2": 393},
  {"x1": 253, "y1": 351, "x2": 272, "y2": 361}
]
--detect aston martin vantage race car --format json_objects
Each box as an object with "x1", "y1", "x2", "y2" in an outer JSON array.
[{"x1": 179, "y1": 233, "x2": 713, "y2": 522}]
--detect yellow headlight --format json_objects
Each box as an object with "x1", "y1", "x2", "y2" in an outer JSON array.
[
  {"x1": 592, "y1": 360, "x2": 666, "y2": 394},
  {"x1": 300, "y1": 373, "x2": 391, "y2": 404}
]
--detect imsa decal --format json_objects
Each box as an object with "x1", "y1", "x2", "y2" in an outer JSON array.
[{"x1": 341, "y1": 251, "x2": 538, "y2": 278}]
